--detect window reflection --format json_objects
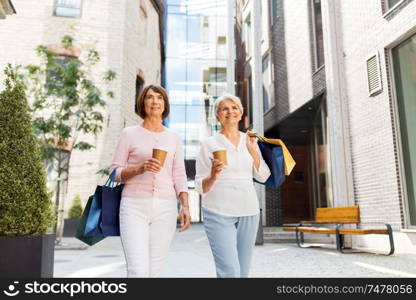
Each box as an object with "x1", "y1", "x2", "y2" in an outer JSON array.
[
  {"x1": 166, "y1": 0, "x2": 229, "y2": 221},
  {"x1": 166, "y1": 0, "x2": 228, "y2": 160}
]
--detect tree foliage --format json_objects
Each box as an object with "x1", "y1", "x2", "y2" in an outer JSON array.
[
  {"x1": 68, "y1": 195, "x2": 83, "y2": 219},
  {"x1": 0, "y1": 65, "x2": 55, "y2": 236},
  {"x1": 20, "y1": 35, "x2": 116, "y2": 240},
  {"x1": 22, "y1": 35, "x2": 116, "y2": 169}
]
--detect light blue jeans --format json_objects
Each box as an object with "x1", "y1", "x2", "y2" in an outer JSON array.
[{"x1": 202, "y1": 208, "x2": 259, "y2": 278}]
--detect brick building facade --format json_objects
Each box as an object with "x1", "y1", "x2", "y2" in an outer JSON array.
[
  {"x1": 0, "y1": 0, "x2": 164, "y2": 215},
  {"x1": 235, "y1": 0, "x2": 416, "y2": 253}
]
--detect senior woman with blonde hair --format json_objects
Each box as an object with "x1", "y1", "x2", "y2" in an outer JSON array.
[{"x1": 195, "y1": 94, "x2": 271, "y2": 278}]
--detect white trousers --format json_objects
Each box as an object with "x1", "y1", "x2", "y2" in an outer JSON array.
[{"x1": 119, "y1": 196, "x2": 177, "y2": 277}]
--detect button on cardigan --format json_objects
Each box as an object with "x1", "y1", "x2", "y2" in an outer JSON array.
[
  {"x1": 110, "y1": 125, "x2": 188, "y2": 200},
  {"x1": 195, "y1": 132, "x2": 271, "y2": 216}
]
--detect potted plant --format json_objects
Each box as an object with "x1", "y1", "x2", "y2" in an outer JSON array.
[
  {"x1": 63, "y1": 195, "x2": 83, "y2": 237},
  {"x1": 0, "y1": 65, "x2": 56, "y2": 278}
]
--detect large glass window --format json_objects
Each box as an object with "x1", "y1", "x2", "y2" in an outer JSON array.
[
  {"x1": 53, "y1": 0, "x2": 82, "y2": 18},
  {"x1": 311, "y1": 96, "x2": 333, "y2": 208},
  {"x1": 166, "y1": 0, "x2": 229, "y2": 222},
  {"x1": 392, "y1": 34, "x2": 416, "y2": 226},
  {"x1": 312, "y1": 0, "x2": 324, "y2": 69},
  {"x1": 166, "y1": 0, "x2": 228, "y2": 159}
]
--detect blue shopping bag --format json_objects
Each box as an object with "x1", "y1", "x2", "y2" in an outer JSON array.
[
  {"x1": 253, "y1": 141, "x2": 286, "y2": 189},
  {"x1": 84, "y1": 185, "x2": 104, "y2": 236},
  {"x1": 101, "y1": 173, "x2": 123, "y2": 236},
  {"x1": 75, "y1": 194, "x2": 105, "y2": 246},
  {"x1": 83, "y1": 170, "x2": 123, "y2": 237}
]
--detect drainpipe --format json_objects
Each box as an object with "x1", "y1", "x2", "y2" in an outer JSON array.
[
  {"x1": 226, "y1": 0, "x2": 236, "y2": 94},
  {"x1": 252, "y1": 0, "x2": 266, "y2": 231},
  {"x1": 321, "y1": 0, "x2": 355, "y2": 246}
]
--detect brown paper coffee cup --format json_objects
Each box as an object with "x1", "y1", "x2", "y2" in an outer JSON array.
[
  {"x1": 152, "y1": 147, "x2": 168, "y2": 167},
  {"x1": 213, "y1": 149, "x2": 227, "y2": 165}
]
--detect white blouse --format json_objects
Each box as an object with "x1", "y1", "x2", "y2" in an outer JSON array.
[{"x1": 195, "y1": 132, "x2": 271, "y2": 216}]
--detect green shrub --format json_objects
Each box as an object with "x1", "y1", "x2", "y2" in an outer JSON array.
[
  {"x1": 0, "y1": 65, "x2": 55, "y2": 236},
  {"x1": 68, "y1": 195, "x2": 83, "y2": 219}
]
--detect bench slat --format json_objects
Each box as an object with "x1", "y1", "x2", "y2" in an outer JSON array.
[
  {"x1": 283, "y1": 227, "x2": 336, "y2": 234},
  {"x1": 339, "y1": 229, "x2": 389, "y2": 235},
  {"x1": 283, "y1": 227, "x2": 389, "y2": 235},
  {"x1": 282, "y1": 227, "x2": 297, "y2": 232},
  {"x1": 315, "y1": 205, "x2": 360, "y2": 223}
]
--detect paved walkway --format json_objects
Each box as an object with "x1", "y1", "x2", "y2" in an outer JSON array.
[{"x1": 55, "y1": 223, "x2": 416, "y2": 278}]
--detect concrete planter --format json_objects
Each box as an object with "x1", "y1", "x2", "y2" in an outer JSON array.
[
  {"x1": 63, "y1": 218, "x2": 81, "y2": 237},
  {"x1": 0, "y1": 233, "x2": 55, "y2": 278}
]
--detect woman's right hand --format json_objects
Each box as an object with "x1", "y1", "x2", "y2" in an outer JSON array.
[
  {"x1": 210, "y1": 158, "x2": 224, "y2": 180},
  {"x1": 140, "y1": 158, "x2": 162, "y2": 174}
]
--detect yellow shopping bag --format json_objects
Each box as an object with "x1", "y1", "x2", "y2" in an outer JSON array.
[{"x1": 248, "y1": 132, "x2": 296, "y2": 176}]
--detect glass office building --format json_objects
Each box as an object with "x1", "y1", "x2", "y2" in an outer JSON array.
[{"x1": 165, "y1": 0, "x2": 230, "y2": 220}]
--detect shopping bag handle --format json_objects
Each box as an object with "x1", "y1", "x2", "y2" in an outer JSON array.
[
  {"x1": 247, "y1": 131, "x2": 266, "y2": 142},
  {"x1": 104, "y1": 169, "x2": 121, "y2": 188}
]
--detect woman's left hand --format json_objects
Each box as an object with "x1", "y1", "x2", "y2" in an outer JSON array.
[
  {"x1": 246, "y1": 131, "x2": 258, "y2": 154},
  {"x1": 179, "y1": 206, "x2": 191, "y2": 232}
]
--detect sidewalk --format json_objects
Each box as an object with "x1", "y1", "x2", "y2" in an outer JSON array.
[{"x1": 54, "y1": 223, "x2": 416, "y2": 278}]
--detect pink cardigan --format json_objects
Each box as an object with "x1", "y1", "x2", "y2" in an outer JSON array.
[{"x1": 110, "y1": 125, "x2": 188, "y2": 200}]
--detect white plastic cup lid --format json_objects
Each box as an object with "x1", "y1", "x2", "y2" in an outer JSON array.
[{"x1": 153, "y1": 146, "x2": 168, "y2": 152}]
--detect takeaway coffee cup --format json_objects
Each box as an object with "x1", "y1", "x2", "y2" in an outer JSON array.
[
  {"x1": 152, "y1": 146, "x2": 168, "y2": 167},
  {"x1": 213, "y1": 149, "x2": 228, "y2": 165}
]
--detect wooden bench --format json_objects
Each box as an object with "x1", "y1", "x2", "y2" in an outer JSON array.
[{"x1": 282, "y1": 205, "x2": 394, "y2": 255}]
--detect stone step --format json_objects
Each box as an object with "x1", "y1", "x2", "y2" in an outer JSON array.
[
  {"x1": 262, "y1": 226, "x2": 334, "y2": 244},
  {"x1": 263, "y1": 227, "x2": 296, "y2": 243},
  {"x1": 264, "y1": 238, "x2": 297, "y2": 243},
  {"x1": 263, "y1": 232, "x2": 298, "y2": 236}
]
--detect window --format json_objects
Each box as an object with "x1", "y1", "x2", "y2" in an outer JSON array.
[
  {"x1": 271, "y1": 0, "x2": 282, "y2": 23},
  {"x1": 209, "y1": 68, "x2": 226, "y2": 83},
  {"x1": 383, "y1": 0, "x2": 409, "y2": 16},
  {"x1": 203, "y1": 16, "x2": 209, "y2": 27},
  {"x1": 135, "y1": 76, "x2": 144, "y2": 101},
  {"x1": 134, "y1": 74, "x2": 144, "y2": 114},
  {"x1": 387, "y1": 0, "x2": 402, "y2": 9},
  {"x1": 243, "y1": 15, "x2": 252, "y2": 56},
  {"x1": 217, "y1": 36, "x2": 226, "y2": 44},
  {"x1": 392, "y1": 34, "x2": 416, "y2": 226},
  {"x1": 262, "y1": 54, "x2": 274, "y2": 112},
  {"x1": 53, "y1": 0, "x2": 82, "y2": 18},
  {"x1": 247, "y1": 76, "x2": 253, "y2": 128},
  {"x1": 311, "y1": 96, "x2": 333, "y2": 208},
  {"x1": 47, "y1": 56, "x2": 73, "y2": 95},
  {"x1": 312, "y1": 0, "x2": 324, "y2": 69}
]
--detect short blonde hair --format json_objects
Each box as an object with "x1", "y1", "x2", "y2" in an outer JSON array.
[{"x1": 214, "y1": 93, "x2": 244, "y2": 117}]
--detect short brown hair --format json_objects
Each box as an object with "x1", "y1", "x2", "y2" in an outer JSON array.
[{"x1": 135, "y1": 85, "x2": 170, "y2": 119}]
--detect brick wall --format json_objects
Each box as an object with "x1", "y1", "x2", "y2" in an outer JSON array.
[
  {"x1": 266, "y1": 187, "x2": 282, "y2": 226},
  {"x1": 265, "y1": 0, "x2": 416, "y2": 231},
  {"x1": 337, "y1": 0, "x2": 416, "y2": 229},
  {"x1": 265, "y1": 0, "x2": 326, "y2": 225}
]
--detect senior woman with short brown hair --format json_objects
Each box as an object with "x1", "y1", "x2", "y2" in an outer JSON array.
[
  {"x1": 111, "y1": 85, "x2": 190, "y2": 277},
  {"x1": 195, "y1": 94, "x2": 271, "y2": 278}
]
